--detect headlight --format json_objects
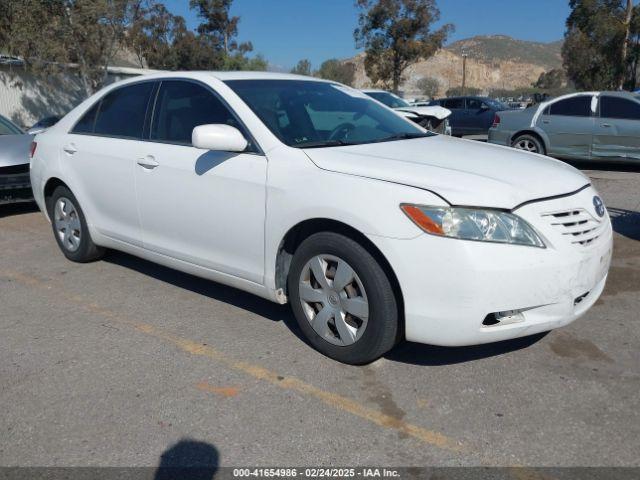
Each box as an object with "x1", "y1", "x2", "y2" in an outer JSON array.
[{"x1": 400, "y1": 204, "x2": 545, "y2": 248}]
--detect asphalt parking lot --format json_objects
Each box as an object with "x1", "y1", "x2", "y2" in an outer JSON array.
[{"x1": 1, "y1": 166, "x2": 639, "y2": 469}]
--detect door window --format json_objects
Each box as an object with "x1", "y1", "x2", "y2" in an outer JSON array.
[
  {"x1": 467, "y1": 98, "x2": 483, "y2": 110},
  {"x1": 600, "y1": 96, "x2": 640, "y2": 120},
  {"x1": 548, "y1": 96, "x2": 592, "y2": 117},
  {"x1": 150, "y1": 80, "x2": 246, "y2": 147},
  {"x1": 443, "y1": 98, "x2": 465, "y2": 109},
  {"x1": 93, "y1": 82, "x2": 155, "y2": 139}
]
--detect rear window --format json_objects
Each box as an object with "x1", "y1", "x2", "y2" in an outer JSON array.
[{"x1": 548, "y1": 96, "x2": 592, "y2": 117}]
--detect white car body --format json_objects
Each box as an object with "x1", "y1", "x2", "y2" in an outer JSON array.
[{"x1": 31, "y1": 72, "x2": 612, "y2": 350}]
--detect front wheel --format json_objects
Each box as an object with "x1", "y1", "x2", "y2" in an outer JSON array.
[
  {"x1": 288, "y1": 232, "x2": 399, "y2": 364},
  {"x1": 512, "y1": 134, "x2": 546, "y2": 155}
]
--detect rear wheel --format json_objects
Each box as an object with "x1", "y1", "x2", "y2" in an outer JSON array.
[
  {"x1": 512, "y1": 134, "x2": 545, "y2": 155},
  {"x1": 48, "y1": 186, "x2": 105, "y2": 263},
  {"x1": 288, "y1": 232, "x2": 399, "y2": 364}
]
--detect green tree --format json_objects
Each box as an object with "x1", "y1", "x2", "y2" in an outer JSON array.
[
  {"x1": 291, "y1": 59, "x2": 312, "y2": 76},
  {"x1": 562, "y1": 0, "x2": 638, "y2": 90},
  {"x1": 2, "y1": 0, "x2": 144, "y2": 95},
  {"x1": 416, "y1": 76, "x2": 440, "y2": 97},
  {"x1": 354, "y1": 0, "x2": 452, "y2": 93},
  {"x1": 315, "y1": 59, "x2": 356, "y2": 85},
  {"x1": 533, "y1": 69, "x2": 567, "y2": 90}
]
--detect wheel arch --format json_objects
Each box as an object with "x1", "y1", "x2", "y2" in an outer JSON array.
[
  {"x1": 510, "y1": 129, "x2": 548, "y2": 154},
  {"x1": 275, "y1": 218, "x2": 405, "y2": 336},
  {"x1": 43, "y1": 177, "x2": 70, "y2": 217}
]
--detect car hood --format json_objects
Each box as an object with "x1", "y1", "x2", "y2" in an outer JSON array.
[
  {"x1": 0, "y1": 134, "x2": 32, "y2": 167},
  {"x1": 395, "y1": 105, "x2": 451, "y2": 120},
  {"x1": 303, "y1": 135, "x2": 590, "y2": 209}
]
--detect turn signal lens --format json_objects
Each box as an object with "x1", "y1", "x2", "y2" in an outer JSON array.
[{"x1": 400, "y1": 204, "x2": 546, "y2": 248}]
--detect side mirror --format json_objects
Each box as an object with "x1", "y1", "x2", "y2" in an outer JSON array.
[{"x1": 192, "y1": 124, "x2": 248, "y2": 152}]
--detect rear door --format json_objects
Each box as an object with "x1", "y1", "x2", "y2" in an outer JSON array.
[
  {"x1": 464, "y1": 98, "x2": 495, "y2": 135},
  {"x1": 537, "y1": 95, "x2": 595, "y2": 159},
  {"x1": 65, "y1": 81, "x2": 156, "y2": 246},
  {"x1": 592, "y1": 95, "x2": 640, "y2": 161},
  {"x1": 441, "y1": 98, "x2": 466, "y2": 135}
]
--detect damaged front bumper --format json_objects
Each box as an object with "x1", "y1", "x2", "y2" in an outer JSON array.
[{"x1": 0, "y1": 163, "x2": 33, "y2": 204}]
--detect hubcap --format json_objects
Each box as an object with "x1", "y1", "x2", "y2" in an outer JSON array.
[
  {"x1": 298, "y1": 254, "x2": 369, "y2": 346},
  {"x1": 514, "y1": 139, "x2": 538, "y2": 152},
  {"x1": 53, "y1": 197, "x2": 82, "y2": 252}
]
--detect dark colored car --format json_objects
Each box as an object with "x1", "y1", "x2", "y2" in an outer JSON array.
[{"x1": 429, "y1": 96, "x2": 510, "y2": 137}]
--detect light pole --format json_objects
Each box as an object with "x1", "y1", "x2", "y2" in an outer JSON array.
[{"x1": 461, "y1": 51, "x2": 468, "y2": 96}]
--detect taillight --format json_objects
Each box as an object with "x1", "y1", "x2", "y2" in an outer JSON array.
[
  {"x1": 29, "y1": 141, "x2": 37, "y2": 159},
  {"x1": 492, "y1": 114, "x2": 501, "y2": 128}
]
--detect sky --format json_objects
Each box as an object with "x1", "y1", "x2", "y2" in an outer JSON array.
[{"x1": 164, "y1": 0, "x2": 572, "y2": 70}]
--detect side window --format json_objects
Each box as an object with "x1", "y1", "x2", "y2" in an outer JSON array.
[
  {"x1": 150, "y1": 80, "x2": 244, "y2": 146},
  {"x1": 93, "y1": 82, "x2": 154, "y2": 139},
  {"x1": 467, "y1": 98, "x2": 482, "y2": 110},
  {"x1": 600, "y1": 96, "x2": 640, "y2": 120},
  {"x1": 443, "y1": 98, "x2": 464, "y2": 109},
  {"x1": 548, "y1": 96, "x2": 592, "y2": 117},
  {"x1": 72, "y1": 102, "x2": 100, "y2": 134}
]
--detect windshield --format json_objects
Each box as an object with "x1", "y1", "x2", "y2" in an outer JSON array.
[
  {"x1": 225, "y1": 80, "x2": 428, "y2": 148},
  {"x1": 0, "y1": 115, "x2": 24, "y2": 135},
  {"x1": 365, "y1": 91, "x2": 410, "y2": 108}
]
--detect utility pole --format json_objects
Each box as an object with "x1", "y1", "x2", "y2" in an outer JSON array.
[{"x1": 461, "y1": 52, "x2": 468, "y2": 96}]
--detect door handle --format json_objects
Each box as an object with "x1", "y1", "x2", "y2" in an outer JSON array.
[
  {"x1": 601, "y1": 123, "x2": 612, "y2": 128},
  {"x1": 543, "y1": 120, "x2": 550, "y2": 124},
  {"x1": 62, "y1": 143, "x2": 77, "y2": 155},
  {"x1": 137, "y1": 156, "x2": 159, "y2": 169}
]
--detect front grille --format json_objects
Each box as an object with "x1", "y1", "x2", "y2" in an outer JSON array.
[{"x1": 541, "y1": 208, "x2": 605, "y2": 247}]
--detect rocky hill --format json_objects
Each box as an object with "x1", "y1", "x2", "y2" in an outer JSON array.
[{"x1": 349, "y1": 35, "x2": 564, "y2": 97}]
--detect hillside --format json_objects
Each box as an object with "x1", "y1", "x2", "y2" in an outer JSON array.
[
  {"x1": 349, "y1": 35, "x2": 564, "y2": 97},
  {"x1": 445, "y1": 35, "x2": 563, "y2": 68}
]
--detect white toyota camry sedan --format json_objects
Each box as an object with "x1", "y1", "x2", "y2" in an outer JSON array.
[{"x1": 30, "y1": 72, "x2": 612, "y2": 364}]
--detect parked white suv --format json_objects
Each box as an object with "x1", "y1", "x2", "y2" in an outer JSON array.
[{"x1": 30, "y1": 72, "x2": 612, "y2": 364}]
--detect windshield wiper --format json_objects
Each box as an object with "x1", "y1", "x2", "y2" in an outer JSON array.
[
  {"x1": 295, "y1": 139, "x2": 359, "y2": 149},
  {"x1": 374, "y1": 132, "x2": 433, "y2": 143}
]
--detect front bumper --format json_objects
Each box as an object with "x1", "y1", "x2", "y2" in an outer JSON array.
[
  {"x1": 370, "y1": 186, "x2": 612, "y2": 346},
  {"x1": 0, "y1": 163, "x2": 33, "y2": 204}
]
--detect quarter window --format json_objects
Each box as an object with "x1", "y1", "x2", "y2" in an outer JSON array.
[
  {"x1": 548, "y1": 96, "x2": 592, "y2": 117},
  {"x1": 600, "y1": 96, "x2": 640, "y2": 120},
  {"x1": 72, "y1": 102, "x2": 100, "y2": 134},
  {"x1": 93, "y1": 82, "x2": 155, "y2": 139},
  {"x1": 150, "y1": 80, "x2": 243, "y2": 146}
]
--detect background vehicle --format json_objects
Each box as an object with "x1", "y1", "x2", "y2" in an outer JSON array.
[
  {"x1": 28, "y1": 115, "x2": 62, "y2": 135},
  {"x1": 488, "y1": 91, "x2": 640, "y2": 162},
  {"x1": 0, "y1": 114, "x2": 33, "y2": 204},
  {"x1": 361, "y1": 89, "x2": 451, "y2": 134},
  {"x1": 31, "y1": 73, "x2": 611, "y2": 365},
  {"x1": 429, "y1": 96, "x2": 511, "y2": 137}
]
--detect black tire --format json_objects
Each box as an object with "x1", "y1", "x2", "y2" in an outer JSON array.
[
  {"x1": 47, "y1": 186, "x2": 105, "y2": 263},
  {"x1": 288, "y1": 232, "x2": 399, "y2": 365},
  {"x1": 511, "y1": 134, "x2": 546, "y2": 155}
]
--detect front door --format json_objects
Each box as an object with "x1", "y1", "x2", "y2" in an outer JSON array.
[{"x1": 134, "y1": 80, "x2": 267, "y2": 284}]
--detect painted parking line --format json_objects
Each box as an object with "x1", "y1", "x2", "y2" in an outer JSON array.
[{"x1": 1, "y1": 269, "x2": 464, "y2": 455}]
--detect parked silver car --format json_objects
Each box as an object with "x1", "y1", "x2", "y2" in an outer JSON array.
[
  {"x1": 488, "y1": 91, "x2": 640, "y2": 162},
  {"x1": 0, "y1": 114, "x2": 33, "y2": 204}
]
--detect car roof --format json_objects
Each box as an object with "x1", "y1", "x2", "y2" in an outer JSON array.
[{"x1": 122, "y1": 70, "x2": 334, "y2": 83}]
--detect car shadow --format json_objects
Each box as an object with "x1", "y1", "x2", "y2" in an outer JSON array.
[
  {"x1": 385, "y1": 332, "x2": 548, "y2": 366},
  {"x1": 564, "y1": 159, "x2": 640, "y2": 173},
  {"x1": 0, "y1": 201, "x2": 39, "y2": 218},
  {"x1": 607, "y1": 207, "x2": 640, "y2": 241},
  {"x1": 102, "y1": 250, "x2": 307, "y2": 344},
  {"x1": 154, "y1": 438, "x2": 219, "y2": 480}
]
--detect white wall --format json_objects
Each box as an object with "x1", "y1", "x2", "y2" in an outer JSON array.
[{"x1": 0, "y1": 64, "x2": 143, "y2": 129}]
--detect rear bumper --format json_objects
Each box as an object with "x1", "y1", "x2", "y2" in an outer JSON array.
[
  {"x1": 0, "y1": 163, "x2": 33, "y2": 204},
  {"x1": 487, "y1": 128, "x2": 512, "y2": 146}
]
